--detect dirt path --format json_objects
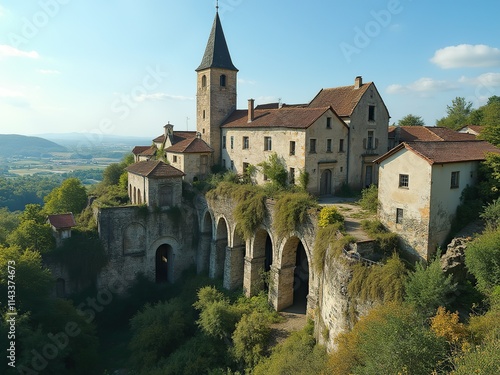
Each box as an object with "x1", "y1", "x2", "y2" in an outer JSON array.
[{"x1": 268, "y1": 311, "x2": 307, "y2": 346}]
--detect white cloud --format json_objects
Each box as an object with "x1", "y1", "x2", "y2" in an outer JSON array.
[
  {"x1": 0, "y1": 44, "x2": 39, "y2": 59},
  {"x1": 431, "y1": 44, "x2": 500, "y2": 69},
  {"x1": 38, "y1": 69, "x2": 60, "y2": 75},
  {"x1": 386, "y1": 77, "x2": 457, "y2": 94},
  {"x1": 459, "y1": 72, "x2": 500, "y2": 87},
  {"x1": 135, "y1": 92, "x2": 194, "y2": 102},
  {"x1": 0, "y1": 87, "x2": 23, "y2": 98}
]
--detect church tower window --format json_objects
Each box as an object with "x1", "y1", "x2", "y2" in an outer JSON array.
[
  {"x1": 220, "y1": 74, "x2": 226, "y2": 87},
  {"x1": 202, "y1": 75, "x2": 207, "y2": 87}
]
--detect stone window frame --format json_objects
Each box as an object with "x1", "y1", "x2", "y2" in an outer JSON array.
[
  {"x1": 220, "y1": 74, "x2": 226, "y2": 87},
  {"x1": 368, "y1": 105, "x2": 375, "y2": 122},
  {"x1": 242, "y1": 136, "x2": 249, "y2": 149},
  {"x1": 222, "y1": 136, "x2": 226, "y2": 149},
  {"x1": 399, "y1": 174, "x2": 409, "y2": 188},
  {"x1": 173, "y1": 155, "x2": 178, "y2": 163},
  {"x1": 264, "y1": 136, "x2": 272, "y2": 151},
  {"x1": 326, "y1": 139, "x2": 332, "y2": 153},
  {"x1": 396, "y1": 208, "x2": 404, "y2": 224},
  {"x1": 289, "y1": 141, "x2": 296, "y2": 156},
  {"x1": 309, "y1": 138, "x2": 317, "y2": 154},
  {"x1": 339, "y1": 139, "x2": 345, "y2": 152},
  {"x1": 230, "y1": 136, "x2": 234, "y2": 150},
  {"x1": 289, "y1": 167, "x2": 295, "y2": 184},
  {"x1": 326, "y1": 117, "x2": 332, "y2": 129},
  {"x1": 451, "y1": 171, "x2": 460, "y2": 189}
]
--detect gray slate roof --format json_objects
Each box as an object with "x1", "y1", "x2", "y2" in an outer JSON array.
[{"x1": 196, "y1": 12, "x2": 238, "y2": 72}]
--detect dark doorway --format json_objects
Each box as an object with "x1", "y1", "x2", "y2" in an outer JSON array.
[
  {"x1": 264, "y1": 234, "x2": 273, "y2": 291},
  {"x1": 156, "y1": 244, "x2": 172, "y2": 283},
  {"x1": 292, "y1": 242, "x2": 309, "y2": 314},
  {"x1": 320, "y1": 169, "x2": 332, "y2": 195}
]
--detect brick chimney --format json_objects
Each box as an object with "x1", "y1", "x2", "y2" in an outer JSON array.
[
  {"x1": 354, "y1": 76, "x2": 362, "y2": 89},
  {"x1": 248, "y1": 99, "x2": 255, "y2": 122}
]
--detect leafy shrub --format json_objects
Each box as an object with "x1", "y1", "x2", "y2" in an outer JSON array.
[
  {"x1": 405, "y1": 256, "x2": 457, "y2": 317},
  {"x1": 318, "y1": 206, "x2": 344, "y2": 228},
  {"x1": 313, "y1": 224, "x2": 352, "y2": 273},
  {"x1": 361, "y1": 219, "x2": 399, "y2": 255},
  {"x1": 258, "y1": 153, "x2": 288, "y2": 189},
  {"x1": 232, "y1": 310, "x2": 271, "y2": 369},
  {"x1": 274, "y1": 192, "x2": 318, "y2": 238},
  {"x1": 465, "y1": 228, "x2": 500, "y2": 296},
  {"x1": 298, "y1": 169, "x2": 310, "y2": 191},
  {"x1": 481, "y1": 198, "x2": 500, "y2": 229},
  {"x1": 359, "y1": 184, "x2": 378, "y2": 213}
]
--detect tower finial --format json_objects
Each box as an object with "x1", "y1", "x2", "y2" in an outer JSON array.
[{"x1": 216, "y1": 0, "x2": 219, "y2": 12}]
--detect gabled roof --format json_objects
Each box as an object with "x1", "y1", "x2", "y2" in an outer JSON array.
[
  {"x1": 196, "y1": 12, "x2": 238, "y2": 72},
  {"x1": 388, "y1": 126, "x2": 476, "y2": 142},
  {"x1": 126, "y1": 160, "x2": 185, "y2": 178},
  {"x1": 374, "y1": 141, "x2": 500, "y2": 165},
  {"x1": 309, "y1": 82, "x2": 378, "y2": 117},
  {"x1": 221, "y1": 106, "x2": 344, "y2": 129},
  {"x1": 458, "y1": 125, "x2": 482, "y2": 135},
  {"x1": 47, "y1": 213, "x2": 76, "y2": 229},
  {"x1": 132, "y1": 145, "x2": 156, "y2": 157},
  {"x1": 166, "y1": 137, "x2": 213, "y2": 154},
  {"x1": 153, "y1": 131, "x2": 197, "y2": 144}
]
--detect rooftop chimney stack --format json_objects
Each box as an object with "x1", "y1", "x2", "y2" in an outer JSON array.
[
  {"x1": 354, "y1": 76, "x2": 362, "y2": 89},
  {"x1": 248, "y1": 99, "x2": 255, "y2": 122}
]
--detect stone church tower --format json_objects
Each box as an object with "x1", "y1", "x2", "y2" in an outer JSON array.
[{"x1": 196, "y1": 10, "x2": 238, "y2": 165}]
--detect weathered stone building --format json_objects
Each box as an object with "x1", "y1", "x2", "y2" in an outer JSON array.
[{"x1": 375, "y1": 140, "x2": 500, "y2": 260}]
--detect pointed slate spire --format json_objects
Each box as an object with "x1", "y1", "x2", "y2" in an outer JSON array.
[{"x1": 196, "y1": 12, "x2": 238, "y2": 72}]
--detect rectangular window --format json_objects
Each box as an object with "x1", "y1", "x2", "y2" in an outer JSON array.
[
  {"x1": 339, "y1": 139, "x2": 344, "y2": 152},
  {"x1": 396, "y1": 208, "x2": 404, "y2": 224},
  {"x1": 451, "y1": 171, "x2": 460, "y2": 189},
  {"x1": 289, "y1": 141, "x2": 296, "y2": 156},
  {"x1": 399, "y1": 174, "x2": 409, "y2": 188},
  {"x1": 310, "y1": 139, "x2": 317, "y2": 153},
  {"x1": 264, "y1": 136, "x2": 272, "y2": 151},
  {"x1": 230, "y1": 160, "x2": 234, "y2": 170},
  {"x1": 222, "y1": 136, "x2": 226, "y2": 149},
  {"x1": 326, "y1": 117, "x2": 332, "y2": 129},
  {"x1": 367, "y1": 131, "x2": 374, "y2": 150},
  {"x1": 326, "y1": 139, "x2": 332, "y2": 152},
  {"x1": 243, "y1": 136, "x2": 249, "y2": 149},
  {"x1": 368, "y1": 105, "x2": 375, "y2": 121},
  {"x1": 173, "y1": 155, "x2": 178, "y2": 163},
  {"x1": 289, "y1": 168, "x2": 295, "y2": 185},
  {"x1": 230, "y1": 136, "x2": 234, "y2": 150},
  {"x1": 222, "y1": 159, "x2": 226, "y2": 168},
  {"x1": 243, "y1": 162, "x2": 249, "y2": 175}
]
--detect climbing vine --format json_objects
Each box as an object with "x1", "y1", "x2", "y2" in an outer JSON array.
[{"x1": 273, "y1": 192, "x2": 318, "y2": 239}]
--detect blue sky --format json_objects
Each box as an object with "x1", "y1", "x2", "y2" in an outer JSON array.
[{"x1": 1, "y1": 0, "x2": 500, "y2": 137}]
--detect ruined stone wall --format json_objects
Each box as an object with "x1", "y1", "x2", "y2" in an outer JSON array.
[{"x1": 96, "y1": 204, "x2": 198, "y2": 291}]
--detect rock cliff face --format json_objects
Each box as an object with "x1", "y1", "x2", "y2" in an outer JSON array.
[{"x1": 441, "y1": 237, "x2": 472, "y2": 283}]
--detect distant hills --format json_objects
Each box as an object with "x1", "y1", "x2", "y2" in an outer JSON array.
[
  {"x1": 37, "y1": 133, "x2": 153, "y2": 149},
  {"x1": 0, "y1": 134, "x2": 67, "y2": 158}
]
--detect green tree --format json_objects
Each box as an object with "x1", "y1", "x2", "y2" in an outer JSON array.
[
  {"x1": 359, "y1": 185, "x2": 378, "y2": 213},
  {"x1": 7, "y1": 220, "x2": 55, "y2": 253},
  {"x1": 129, "y1": 298, "x2": 194, "y2": 372},
  {"x1": 479, "y1": 153, "x2": 500, "y2": 201},
  {"x1": 20, "y1": 203, "x2": 46, "y2": 224},
  {"x1": 405, "y1": 256, "x2": 457, "y2": 317},
  {"x1": 102, "y1": 163, "x2": 125, "y2": 186},
  {"x1": 465, "y1": 228, "x2": 500, "y2": 296},
  {"x1": 44, "y1": 177, "x2": 88, "y2": 214},
  {"x1": 258, "y1": 152, "x2": 288, "y2": 189},
  {"x1": 0, "y1": 208, "x2": 19, "y2": 245},
  {"x1": 232, "y1": 310, "x2": 271, "y2": 369},
  {"x1": 327, "y1": 303, "x2": 447, "y2": 375},
  {"x1": 450, "y1": 338, "x2": 500, "y2": 375},
  {"x1": 398, "y1": 114, "x2": 425, "y2": 126},
  {"x1": 436, "y1": 97, "x2": 473, "y2": 130},
  {"x1": 479, "y1": 101, "x2": 500, "y2": 146}
]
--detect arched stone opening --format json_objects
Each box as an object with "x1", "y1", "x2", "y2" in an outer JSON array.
[
  {"x1": 272, "y1": 236, "x2": 310, "y2": 313},
  {"x1": 210, "y1": 217, "x2": 228, "y2": 279},
  {"x1": 244, "y1": 228, "x2": 273, "y2": 296},
  {"x1": 155, "y1": 244, "x2": 173, "y2": 283}
]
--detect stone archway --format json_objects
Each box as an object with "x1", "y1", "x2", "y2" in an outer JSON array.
[
  {"x1": 244, "y1": 228, "x2": 273, "y2": 296},
  {"x1": 155, "y1": 244, "x2": 173, "y2": 283},
  {"x1": 210, "y1": 217, "x2": 228, "y2": 279},
  {"x1": 320, "y1": 169, "x2": 332, "y2": 195},
  {"x1": 271, "y1": 236, "x2": 310, "y2": 312}
]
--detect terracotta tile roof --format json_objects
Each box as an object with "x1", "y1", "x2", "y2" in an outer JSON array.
[
  {"x1": 222, "y1": 106, "x2": 336, "y2": 129},
  {"x1": 308, "y1": 83, "x2": 372, "y2": 116},
  {"x1": 166, "y1": 137, "x2": 213, "y2": 153},
  {"x1": 47, "y1": 213, "x2": 76, "y2": 229},
  {"x1": 126, "y1": 160, "x2": 185, "y2": 178},
  {"x1": 375, "y1": 141, "x2": 500, "y2": 165},
  {"x1": 388, "y1": 126, "x2": 477, "y2": 142},
  {"x1": 255, "y1": 103, "x2": 280, "y2": 110},
  {"x1": 132, "y1": 145, "x2": 156, "y2": 156}
]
